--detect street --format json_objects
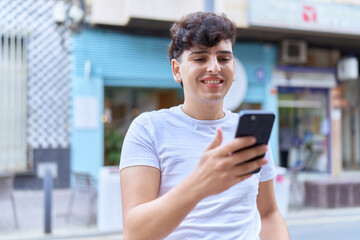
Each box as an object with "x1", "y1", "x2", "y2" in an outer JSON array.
[{"x1": 286, "y1": 207, "x2": 360, "y2": 240}]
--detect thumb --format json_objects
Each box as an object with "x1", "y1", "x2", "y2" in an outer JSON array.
[{"x1": 206, "y1": 127, "x2": 223, "y2": 151}]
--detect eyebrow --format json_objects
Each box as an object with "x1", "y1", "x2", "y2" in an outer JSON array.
[{"x1": 189, "y1": 50, "x2": 233, "y2": 55}]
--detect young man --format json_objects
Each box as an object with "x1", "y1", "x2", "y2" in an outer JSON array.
[{"x1": 120, "y1": 12, "x2": 289, "y2": 240}]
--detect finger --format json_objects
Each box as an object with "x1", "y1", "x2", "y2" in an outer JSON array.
[
  {"x1": 229, "y1": 171, "x2": 254, "y2": 185},
  {"x1": 229, "y1": 144, "x2": 268, "y2": 165},
  {"x1": 206, "y1": 127, "x2": 223, "y2": 151},
  {"x1": 233, "y1": 172, "x2": 254, "y2": 184},
  {"x1": 232, "y1": 157, "x2": 268, "y2": 177},
  {"x1": 217, "y1": 136, "x2": 256, "y2": 156}
]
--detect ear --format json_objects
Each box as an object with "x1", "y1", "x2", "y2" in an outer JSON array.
[{"x1": 171, "y1": 59, "x2": 182, "y2": 83}]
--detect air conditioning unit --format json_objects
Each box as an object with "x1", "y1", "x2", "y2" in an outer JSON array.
[
  {"x1": 337, "y1": 56, "x2": 359, "y2": 81},
  {"x1": 281, "y1": 40, "x2": 307, "y2": 64}
]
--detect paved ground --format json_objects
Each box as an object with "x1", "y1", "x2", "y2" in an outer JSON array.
[
  {"x1": 0, "y1": 189, "x2": 122, "y2": 240},
  {"x1": 287, "y1": 207, "x2": 360, "y2": 240},
  {"x1": 1, "y1": 189, "x2": 360, "y2": 239}
]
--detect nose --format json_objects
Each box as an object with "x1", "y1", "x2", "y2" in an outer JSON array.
[{"x1": 206, "y1": 57, "x2": 221, "y2": 73}]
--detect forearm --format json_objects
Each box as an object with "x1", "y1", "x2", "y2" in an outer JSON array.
[
  {"x1": 124, "y1": 175, "x2": 203, "y2": 240},
  {"x1": 260, "y1": 211, "x2": 289, "y2": 240}
]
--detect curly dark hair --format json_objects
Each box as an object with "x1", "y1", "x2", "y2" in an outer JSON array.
[{"x1": 168, "y1": 12, "x2": 237, "y2": 62}]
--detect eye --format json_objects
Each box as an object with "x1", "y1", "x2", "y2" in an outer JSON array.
[
  {"x1": 193, "y1": 58, "x2": 205, "y2": 62},
  {"x1": 219, "y1": 57, "x2": 231, "y2": 62}
]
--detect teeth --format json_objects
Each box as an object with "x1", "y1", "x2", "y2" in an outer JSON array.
[{"x1": 204, "y1": 80, "x2": 221, "y2": 84}]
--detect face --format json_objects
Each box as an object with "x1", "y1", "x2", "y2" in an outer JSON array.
[{"x1": 171, "y1": 39, "x2": 235, "y2": 107}]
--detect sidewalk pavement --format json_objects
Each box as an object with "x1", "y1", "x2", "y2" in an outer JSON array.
[
  {"x1": 0, "y1": 189, "x2": 123, "y2": 240},
  {"x1": 286, "y1": 206, "x2": 360, "y2": 226},
  {"x1": 286, "y1": 206, "x2": 360, "y2": 240},
  {"x1": 1, "y1": 189, "x2": 360, "y2": 239}
]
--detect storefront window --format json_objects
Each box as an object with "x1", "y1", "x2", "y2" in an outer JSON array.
[
  {"x1": 103, "y1": 87, "x2": 183, "y2": 166},
  {"x1": 278, "y1": 87, "x2": 329, "y2": 172}
]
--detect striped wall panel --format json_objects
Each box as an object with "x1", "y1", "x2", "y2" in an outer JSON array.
[
  {"x1": 73, "y1": 29, "x2": 178, "y2": 88},
  {"x1": 0, "y1": 0, "x2": 71, "y2": 148}
]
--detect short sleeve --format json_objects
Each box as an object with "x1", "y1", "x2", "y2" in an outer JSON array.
[
  {"x1": 259, "y1": 144, "x2": 276, "y2": 182},
  {"x1": 119, "y1": 113, "x2": 160, "y2": 171}
]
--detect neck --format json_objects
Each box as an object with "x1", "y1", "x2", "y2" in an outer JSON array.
[{"x1": 181, "y1": 100, "x2": 225, "y2": 120}]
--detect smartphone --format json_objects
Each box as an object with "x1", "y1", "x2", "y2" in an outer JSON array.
[{"x1": 234, "y1": 110, "x2": 275, "y2": 174}]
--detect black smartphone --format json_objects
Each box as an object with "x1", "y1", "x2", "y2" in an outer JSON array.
[{"x1": 234, "y1": 110, "x2": 275, "y2": 174}]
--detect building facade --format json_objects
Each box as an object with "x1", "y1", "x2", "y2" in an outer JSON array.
[
  {"x1": 2, "y1": 0, "x2": 359, "y2": 190},
  {"x1": 75, "y1": 0, "x2": 360, "y2": 179},
  {"x1": 0, "y1": 0, "x2": 72, "y2": 188},
  {"x1": 244, "y1": 0, "x2": 360, "y2": 175}
]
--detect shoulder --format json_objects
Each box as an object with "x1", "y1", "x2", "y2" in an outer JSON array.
[
  {"x1": 132, "y1": 107, "x2": 170, "y2": 123},
  {"x1": 129, "y1": 106, "x2": 182, "y2": 131},
  {"x1": 138, "y1": 106, "x2": 179, "y2": 122}
]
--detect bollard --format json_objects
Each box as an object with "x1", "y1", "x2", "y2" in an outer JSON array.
[{"x1": 44, "y1": 169, "x2": 53, "y2": 234}]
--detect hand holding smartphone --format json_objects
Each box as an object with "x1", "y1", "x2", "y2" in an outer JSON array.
[{"x1": 234, "y1": 110, "x2": 275, "y2": 174}]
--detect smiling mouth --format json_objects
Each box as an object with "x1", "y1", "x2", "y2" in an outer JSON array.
[{"x1": 201, "y1": 80, "x2": 224, "y2": 84}]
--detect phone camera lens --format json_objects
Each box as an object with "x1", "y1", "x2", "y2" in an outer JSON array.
[{"x1": 251, "y1": 115, "x2": 256, "y2": 121}]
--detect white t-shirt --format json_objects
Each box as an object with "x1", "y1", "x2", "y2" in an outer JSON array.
[{"x1": 120, "y1": 105, "x2": 276, "y2": 240}]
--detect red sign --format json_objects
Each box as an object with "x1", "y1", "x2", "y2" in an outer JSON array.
[{"x1": 303, "y1": 5, "x2": 317, "y2": 23}]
